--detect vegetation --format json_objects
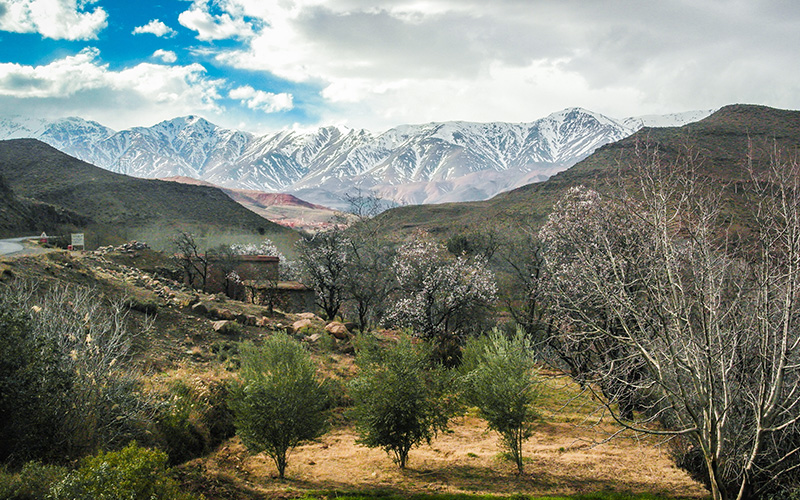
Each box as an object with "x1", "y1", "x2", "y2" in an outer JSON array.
[
  {"x1": 460, "y1": 329, "x2": 540, "y2": 474},
  {"x1": 349, "y1": 336, "x2": 456, "y2": 469},
  {"x1": 229, "y1": 334, "x2": 330, "y2": 479},
  {"x1": 48, "y1": 442, "x2": 202, "y2": 500},
  {"x1": 540, "y1": 146, "x2": 800, "y2": 500},
  {"x1": 0, "y1": 280, "x2": 154, "y2": 464},
  {"x1": 386, "y1": 231, "x2": 497, "y2": 366}
]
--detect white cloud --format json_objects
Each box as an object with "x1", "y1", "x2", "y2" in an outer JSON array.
[
  {"x1": 0, "y1": 0, "x2": 107, "y2": 40},
  {"x1": 132, "y1": 19, "x2": 176, "y2": 38},
  {"x1": 0, "y1": 48, "x2": 226, "y2": 129},
  {"x1": 153, "y1": 49, "x2": 177, "y2": 63},
  {"x1": 195, "y1": 0, "x2": 800, "y2": 130},
  {"x1": 178, "y1": 0, "x2": 255, "y2": 41},
  {"x1": 229, "y1": 85, "x2": 293, "y2": 113}
]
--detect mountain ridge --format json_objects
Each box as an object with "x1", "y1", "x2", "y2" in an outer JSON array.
[{"x1": 0, "y1": 108, "x2": 713, "y2": 209}]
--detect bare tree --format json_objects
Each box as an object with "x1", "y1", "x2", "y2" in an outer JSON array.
[
  {"x1": 296, "y1": 229, "x2": 349, "y2": 321},
  {"x1": 540, "y1": 145, "x2": 800, "y2": 500},
  {"x1": 172, "y1": 231, "x2": 211, "y2": 292}
]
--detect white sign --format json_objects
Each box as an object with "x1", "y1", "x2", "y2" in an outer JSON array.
[{"x1": 71, "y1": 233, "x2": 85, "y2": 247}]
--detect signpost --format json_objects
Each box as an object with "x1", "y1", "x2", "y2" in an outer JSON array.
[{"x1": 71, "y1": 233, "x2": 85, "y2": 250}]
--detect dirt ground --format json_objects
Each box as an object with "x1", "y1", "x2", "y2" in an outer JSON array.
[{"x1": 191, "y1": 405, "x2": 709, "y2": 499}]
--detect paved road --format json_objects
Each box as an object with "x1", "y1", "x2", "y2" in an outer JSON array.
[{"x1": 0, "y1": 236, "x2": 39, "y2": 256}]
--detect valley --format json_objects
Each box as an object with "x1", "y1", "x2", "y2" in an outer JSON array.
[{"x1": 3, "y1": 104, "x2": 800, "y2": 500}]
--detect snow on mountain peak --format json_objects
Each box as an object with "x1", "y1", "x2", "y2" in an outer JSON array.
[{"x1": 0, "y1": 108, "x2": 711, "y2": 208}]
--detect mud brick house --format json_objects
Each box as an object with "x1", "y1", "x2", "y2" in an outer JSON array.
[{"x1": 203, "y1": 255, "x2": 315, "y2": 313}]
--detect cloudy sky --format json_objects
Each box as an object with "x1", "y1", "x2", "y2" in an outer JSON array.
[{"x1": 0, "y1": 0, "x2": 797, "y2": 133}]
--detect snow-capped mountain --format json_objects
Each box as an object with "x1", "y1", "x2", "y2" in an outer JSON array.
[{"x1": 0, "y1": 108, "x2": 713, "y2": 208}]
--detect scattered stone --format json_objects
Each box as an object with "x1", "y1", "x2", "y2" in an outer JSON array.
[
  {"x1": 325, "y1": 321, "x2": 349, "y2": 340},
  {"x1": 212, "y1": 320, "x2": 238, "y2": 335},
  {"x1": 290, "y1": 318, "x2": 312, "y2": 333},
  {"x1": 191, "y1": 302, "x2": 208, "y2": 315},
  {"x1": 307, "y1": 333, "x2": 322, "y2": 342},
  {"x1": 297, "y1": 312, "x2": 322, "y2": 321}
]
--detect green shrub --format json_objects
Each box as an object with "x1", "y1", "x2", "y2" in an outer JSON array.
[
  {"x1": 0, "y1": 281, "x2": 154, "y2": 464},
  {"x1": 0, "y1": 462, "x2": 68, "y2": 500},
  {"x1": 48, "y1": 442, "x2": 202, "y2": 500},
  {"x1": 154, "y1": 378, "x2": 235, "y2": 465},
  {"x1": 460, "y1": 328, "x2": 540, "y2": 474},
  {"x1": 349, "y1": 336, "x2": 457, "y2": 469},
  {"x1": 229, "y1": 334, "x2": 330, "y2": 479}
]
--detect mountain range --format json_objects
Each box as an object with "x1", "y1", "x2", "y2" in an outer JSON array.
[
  {"x1": 0, "y1": 108, "x2": 712, "y2": 209},
  {"x1": 371, "y1": 104, "x2": 800, "y2": 240}
]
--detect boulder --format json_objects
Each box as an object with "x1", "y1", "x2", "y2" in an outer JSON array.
[
  {"x1": 212, "y1": 320, "x2": 238, "y2": 335},
  {"x1": 290, "y1": 318, "x2": 312, "y2": 334},
  {"x1": 191, "y1": 302, "x2": 208, "y2": 315},
  {"x1": 297, "y1": 312, "x2": 322, "y2": 321},
  {"x1": 325, "y1": 321, "x2": 349, "y2": 340}
]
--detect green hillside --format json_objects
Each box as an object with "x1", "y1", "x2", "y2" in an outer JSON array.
[
  {"x1": 0, "y1": 139, "x2": 298, "y2": 248},
  {"x1": 374, "y1": 104, "x2": 800, "y2": 240}
]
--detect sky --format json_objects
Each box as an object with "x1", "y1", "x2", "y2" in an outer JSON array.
[{"x1": 0, "y1": 0, "x2": 798, "y2": 134}]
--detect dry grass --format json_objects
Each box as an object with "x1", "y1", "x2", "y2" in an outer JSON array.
[{"x1": 185, "y1": 374, "x2": 708, "y2": 500}]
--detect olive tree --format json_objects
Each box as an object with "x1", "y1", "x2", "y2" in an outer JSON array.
[
  {"x1": 540, "y1": 146, "x2": 800, "y2": 500},
  {"x1": 229, "y1": 334, "x2": 329, "y2": 479},
  {"x1": 349, "y1": 336, "x2": 455, "y2": 469},
  {"x1": 460, "y1": 329, "x2": 540, "y2": 474}
]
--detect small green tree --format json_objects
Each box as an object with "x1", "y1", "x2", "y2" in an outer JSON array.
[
  {"x1": 49, "y1": 442, "x2": 201, "y2": 500},
  {"x1": 229, "y1": 334, "x2": 329, "y2": 479},
  {"x1": 460, "y1": 329, "x2": 540, "y2": 474},
  {"x1": 349, "y1": 336, "x2": 456, "y2": 469}
]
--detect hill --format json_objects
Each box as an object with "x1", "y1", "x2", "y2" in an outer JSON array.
[
  {"x1": 373, "y1": 104, "x2": 800, "y2": 240},
  {"x1": 0, "y1": 139, "x2": 298, "y2": 248},
  {"x1": 160, "y1": 176, "x2": 341, "y2": 231}
]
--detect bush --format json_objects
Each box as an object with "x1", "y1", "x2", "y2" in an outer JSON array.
[
  {"x1": 0, "y1": 462, "x2": 68, "y2": 500},
  {"x1": 49, "y1": 442, "x2": 202, "y2": 500},
  {"x1": 460, "y1": 329, "x2": 540, "y2": 474},
  {"x1": 349, "y1": 335, "x2": 457, "y2": 469},
  {"x1": 154, "y1": 377, "x2": 236, "y2": 465},
  {"x1": 229, "y1": 334, "x2": 330, "y2": 479},
  {"x1": 0, "y1": 281, "x2": 154, "y2": 464}
]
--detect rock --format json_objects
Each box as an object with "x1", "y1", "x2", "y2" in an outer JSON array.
[
  {"x1": 244, "y1": 314, "x2": 259, "y2": 326},
  {"x1": 30, "y1": 305, "x2": 42, "y2": 314},
  {"x1": 290, "y1": 318, "x2": 312, "y2": 334},
  {"x1": 219, "y1": 309, "x2": 235, "y2": 320},
  {"x1": 212, "y1": 320, "x2": 238, "y2": 335},
  {"x1": 325, "y1": 321, "x2": 349, "y2": 340},
  {"x1": 307, "y1": 333, "x2": 322, "y2": 342},
  {"x1": 191, "y1": 302, "x2": 208, "y2": 315},
  {"x1": 256, "y1": 316, "x2": 270, "y2": 328},
  {"x1": 297, "y1": 312, "x2": 322, "y2": 321}
]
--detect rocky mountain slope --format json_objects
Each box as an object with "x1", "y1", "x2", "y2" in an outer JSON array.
[
  {"x1": 0, "y1": 139, "x2": 297, "y2": 248},
  {"x1": 371, "y1": 104, "x2": 800, "y2": 240},
  {"x1": 0, "y1": 108, "x2": 712, "y2": 209}
]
